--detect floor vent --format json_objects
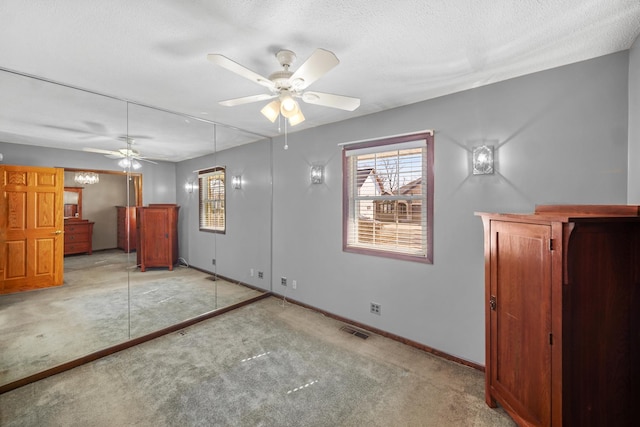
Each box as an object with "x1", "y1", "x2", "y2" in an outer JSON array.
[{"x1": 340, "y1": 325, "x2": 369, "y2": 339}]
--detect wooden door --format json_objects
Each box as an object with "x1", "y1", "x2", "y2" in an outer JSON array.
[
  {"x1": 1, "y1": 165, "x2": 64, "y2": 294},
  {"x1": 489, "y1": 221, "x2": 553, "y2": 426}
]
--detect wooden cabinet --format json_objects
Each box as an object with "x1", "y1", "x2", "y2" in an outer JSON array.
[
  {"x1": 136, "y1": 204, "x2": 179, "y2": 272},
  {"x1": 477, "y1": 205, "x2": 640, "y2": 426},
  {"x1": 64, "y1": 219, "x2": 94, "y2": 255},
  {"x1": 116, "y1": 206, "x2": 137, "y2": 252}
]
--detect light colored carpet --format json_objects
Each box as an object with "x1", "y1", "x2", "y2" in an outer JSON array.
[
  {"x1": 0, "y1": 250, "x2": 264, "y2": 386},
  {"x1": 0, "y1": 296, "x2": 516, "y2": 426}
]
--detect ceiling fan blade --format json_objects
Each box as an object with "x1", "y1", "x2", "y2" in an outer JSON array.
[
  {"x1": 83, "y1": 147, "x2": 119, "y2": 156},
  {"x1": 136, "y1": 157, "x2": 158, "y2": 165},
  {"x1": 219, "y1": 93, "x2": 276, "y2": 107},
  {"x1": 290, "y1": 49, "x2": 340, "y2": 90},
  {"x1": 207, "y1": 54, "x2": 275, "y2": 89},
  {"x1": 301, "y1": 91, "x2": 360, "y2": 111}
]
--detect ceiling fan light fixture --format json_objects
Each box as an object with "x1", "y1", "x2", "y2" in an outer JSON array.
[
  {"x1": 288, "y1": 110, "x2": 305, "y2": 126},
  {"x1": 279, "y1": 92, "x2": 299, "y2": 118},
  {"x1": 118, "y1": 158, "x2": 142, "y2": 170},
  {"x1": 260, "y1": 100, "x2": 281, "y2": 123}
]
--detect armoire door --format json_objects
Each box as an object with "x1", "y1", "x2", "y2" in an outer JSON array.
[
  {"x1": 489, "y1": 221, "x2": 553, "y2": 426},
  {"x1": 140, "y1": 208, "x2": 169, "y2": 267}
]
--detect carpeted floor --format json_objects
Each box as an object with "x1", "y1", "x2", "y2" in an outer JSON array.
[
  {"x1": 0, "y1": 250, "x2": 264, "y2": 386},
  {"x1": 0, "y1": 296, "x2": 516, "y2": 426}
]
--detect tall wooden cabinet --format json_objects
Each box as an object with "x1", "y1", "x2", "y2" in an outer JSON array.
[
  {"x1": 477, "y1": 205, "x2": 640, "y2": 426},
  {"x1": 136, "y1": 204, "x2": 179, "y2": 272},
  {"x1": 116, "y1": 206, "x2": 137, "y2": 252}
]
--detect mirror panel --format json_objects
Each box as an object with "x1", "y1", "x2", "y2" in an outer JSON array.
[
  {"x1": 0, "y1": 68, "x2": 269, "y2": 389},
  {"x1": 0, "y1": 70, "x2": 131, "y2": 385}
]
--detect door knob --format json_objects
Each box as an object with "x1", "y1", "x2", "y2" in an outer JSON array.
[{"x1": 54, "y1": 230, "x2": 63, "y2": 235}]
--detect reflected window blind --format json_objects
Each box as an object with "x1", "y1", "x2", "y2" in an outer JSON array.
[
  {"x1": 344, "y1": 137, "x2": 429, "y2": 259},
  {"x1": 199, "y1": 167, "x2": 225, "y2": 233}
]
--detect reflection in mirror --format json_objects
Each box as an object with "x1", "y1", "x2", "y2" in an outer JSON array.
[
  {"x1": 126, "y1": 104, "x2": 267, "y2": 338},
  {"x1": 0, "y1": 69, "x2": 130, "y2": 386},
  {"x1": 0, "y1": 67, "x2": 270, "y2": 390},
  {"x1": 63, "y1": 187, "x2": 82, "y2": 219}
]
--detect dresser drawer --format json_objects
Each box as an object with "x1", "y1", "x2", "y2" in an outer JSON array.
[
  {"x1": 64, "y1": 242, "x2": 91, "y2": 255},
  {"x1": 64, "y1": 220, "x2": 94, "y2": 256},
  {"x1": 65, "y1": 224, "x2": 89, "y2": 233},
  {"x1": 64, "y1": 232, "x2": 89, "y2": 244}
]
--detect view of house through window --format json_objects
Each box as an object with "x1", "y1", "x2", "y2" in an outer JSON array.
[
  {"x1": 199, "y1": 166, "x2": 226, "y2": 233},
  {"x1": 343, "y1": 131, "x2": 434, "y2": 263}
]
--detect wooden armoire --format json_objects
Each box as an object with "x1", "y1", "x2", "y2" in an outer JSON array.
[
  {"x1": 477, "y1": 205, "x2": 640, "y2": 427},
  {"x1": 136, "y1": 204, "x2": 179, "y2": 272}
]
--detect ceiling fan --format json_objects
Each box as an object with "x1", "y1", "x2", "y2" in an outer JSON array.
[
  {"x1": 207, "y1": 48, "x2": 360, "y2": 126},
  {"x1": 83, "y1": 146, "x2": 158, "y2": 169}
]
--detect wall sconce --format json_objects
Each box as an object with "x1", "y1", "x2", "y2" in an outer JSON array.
[
  {"x1": 232, "y1": 175, "x2": 242, "y2": 189},
  {"x1": 185, "y1": 181, "x2": 197, "y2": 193},
  {"x1": 310, "y1": 165, "x2": 324, "y2": 184},
  {"x1": 472, "y1": 145, "x2": 494, "y2": 175}
]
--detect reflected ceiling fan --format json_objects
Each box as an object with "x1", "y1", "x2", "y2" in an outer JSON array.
[
  {"x1": 207, "y1": 48, "x2": 360, "y2": 126},
  {"x1": 83, "y1": 146, "x2": 158, "y2": 169}
]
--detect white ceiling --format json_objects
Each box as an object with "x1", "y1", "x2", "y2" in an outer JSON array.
[{"x1": 1, "y1": 0, "x2": 639, "y2": 161}]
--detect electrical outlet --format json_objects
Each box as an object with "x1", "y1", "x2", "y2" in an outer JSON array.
[
  {"x1": 258, "y1": 271, "x2": 263, "y2": 279},
  {"x1": 281, "y1": 277, "x2": 287, "y2": 286},
  {"x1": 370, "y1": 302, "x2": 381, "y2": 315},
  {"x1": 211, "y1": 258, "x2": 216, "y2": 265},
  {"x1": 250, "y1": 268, "x2": 254, "y2": 277},
  {"x1": 292, "y1": 280, "x2": 297, "y2": 289}
]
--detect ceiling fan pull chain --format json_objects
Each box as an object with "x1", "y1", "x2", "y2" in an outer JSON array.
[{"x1": 284, "y1": 119, "x2": 288, "y2": 150}]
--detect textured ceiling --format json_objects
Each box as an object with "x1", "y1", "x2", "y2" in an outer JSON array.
[{"x1": 1, "y1": 0, "x2": 639, "y2": 161}]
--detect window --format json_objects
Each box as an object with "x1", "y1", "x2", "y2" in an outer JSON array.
[
  {"x1": 199, "y1": 167, "x2": 226, "y2": 233},
  {"x1": 342, "y1": 131, "x2": 434, "y2": 263}
]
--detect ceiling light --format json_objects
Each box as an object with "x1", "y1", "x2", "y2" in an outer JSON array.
[
  {"x1": 279, "y1": 91, "x2": 299, "y2": 118},
  {"x1": 118, "y1": 158, "x2": 142, "y2": 170},
  {"x1": 74, "y1": 171, "x2": 99, "y2": 185},
  {"x1": 260, "y1": 100, "x2": 281, "y2": 123},
  {"x1": 260, "y1": 92, "x2": 306, "y2": 126},
  {"x1": 288, "y1": 111, "x2": 305, "y2": 126}
]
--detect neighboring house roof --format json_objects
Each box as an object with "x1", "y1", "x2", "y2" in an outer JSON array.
[
  {"x1": 356, "y1": 168, "x2": 385, "y2": 194},
  {"x1": 398, "y1": 177, "x2": 422, "y2": 195}
]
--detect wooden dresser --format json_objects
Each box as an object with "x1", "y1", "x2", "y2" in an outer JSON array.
[
  {"x1": 116, "y1": 206, "x2": 137, "y2": 252},
  {"x1": 64, "y1": 219, "x2": 94, "y2": 255},
  {"x1": 477, "y1": 205, "x2": 640, "y2": 426},
  {"x1": 136, "y1": 204, "x2": 179, "y2": 272}
]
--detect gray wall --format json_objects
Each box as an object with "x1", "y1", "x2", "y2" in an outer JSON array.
[
  {"x1": 629, "y1": 34, "x2": 640, "y2": 203},
  {"x1": 176, "y1": 137, "x2": 272, "y2": 291},
  {"x1": 266, "y1": 51, "x2": 629, "y2": 365},
  {"x1": 63, "y1": 171, "x2": 129, "y2": 250}
]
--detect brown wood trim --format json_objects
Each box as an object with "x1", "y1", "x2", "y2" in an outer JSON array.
[
  {"x1": 275, "y1": 294, "x2": 485, "y2": 372},
  {"x1": 535, "y1": 204, "x2": 640, "y2": 215},
  {"x1": 0, "y1": 292, "x2": 270, "y2": 395}
]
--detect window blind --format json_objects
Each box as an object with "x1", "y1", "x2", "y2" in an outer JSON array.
[
  {"x1": 343, "y1": 133, "x2": 432, "y2": 262},
  {"x1": 199, "y1": 167, "x2": 225, "y2": 232}
]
